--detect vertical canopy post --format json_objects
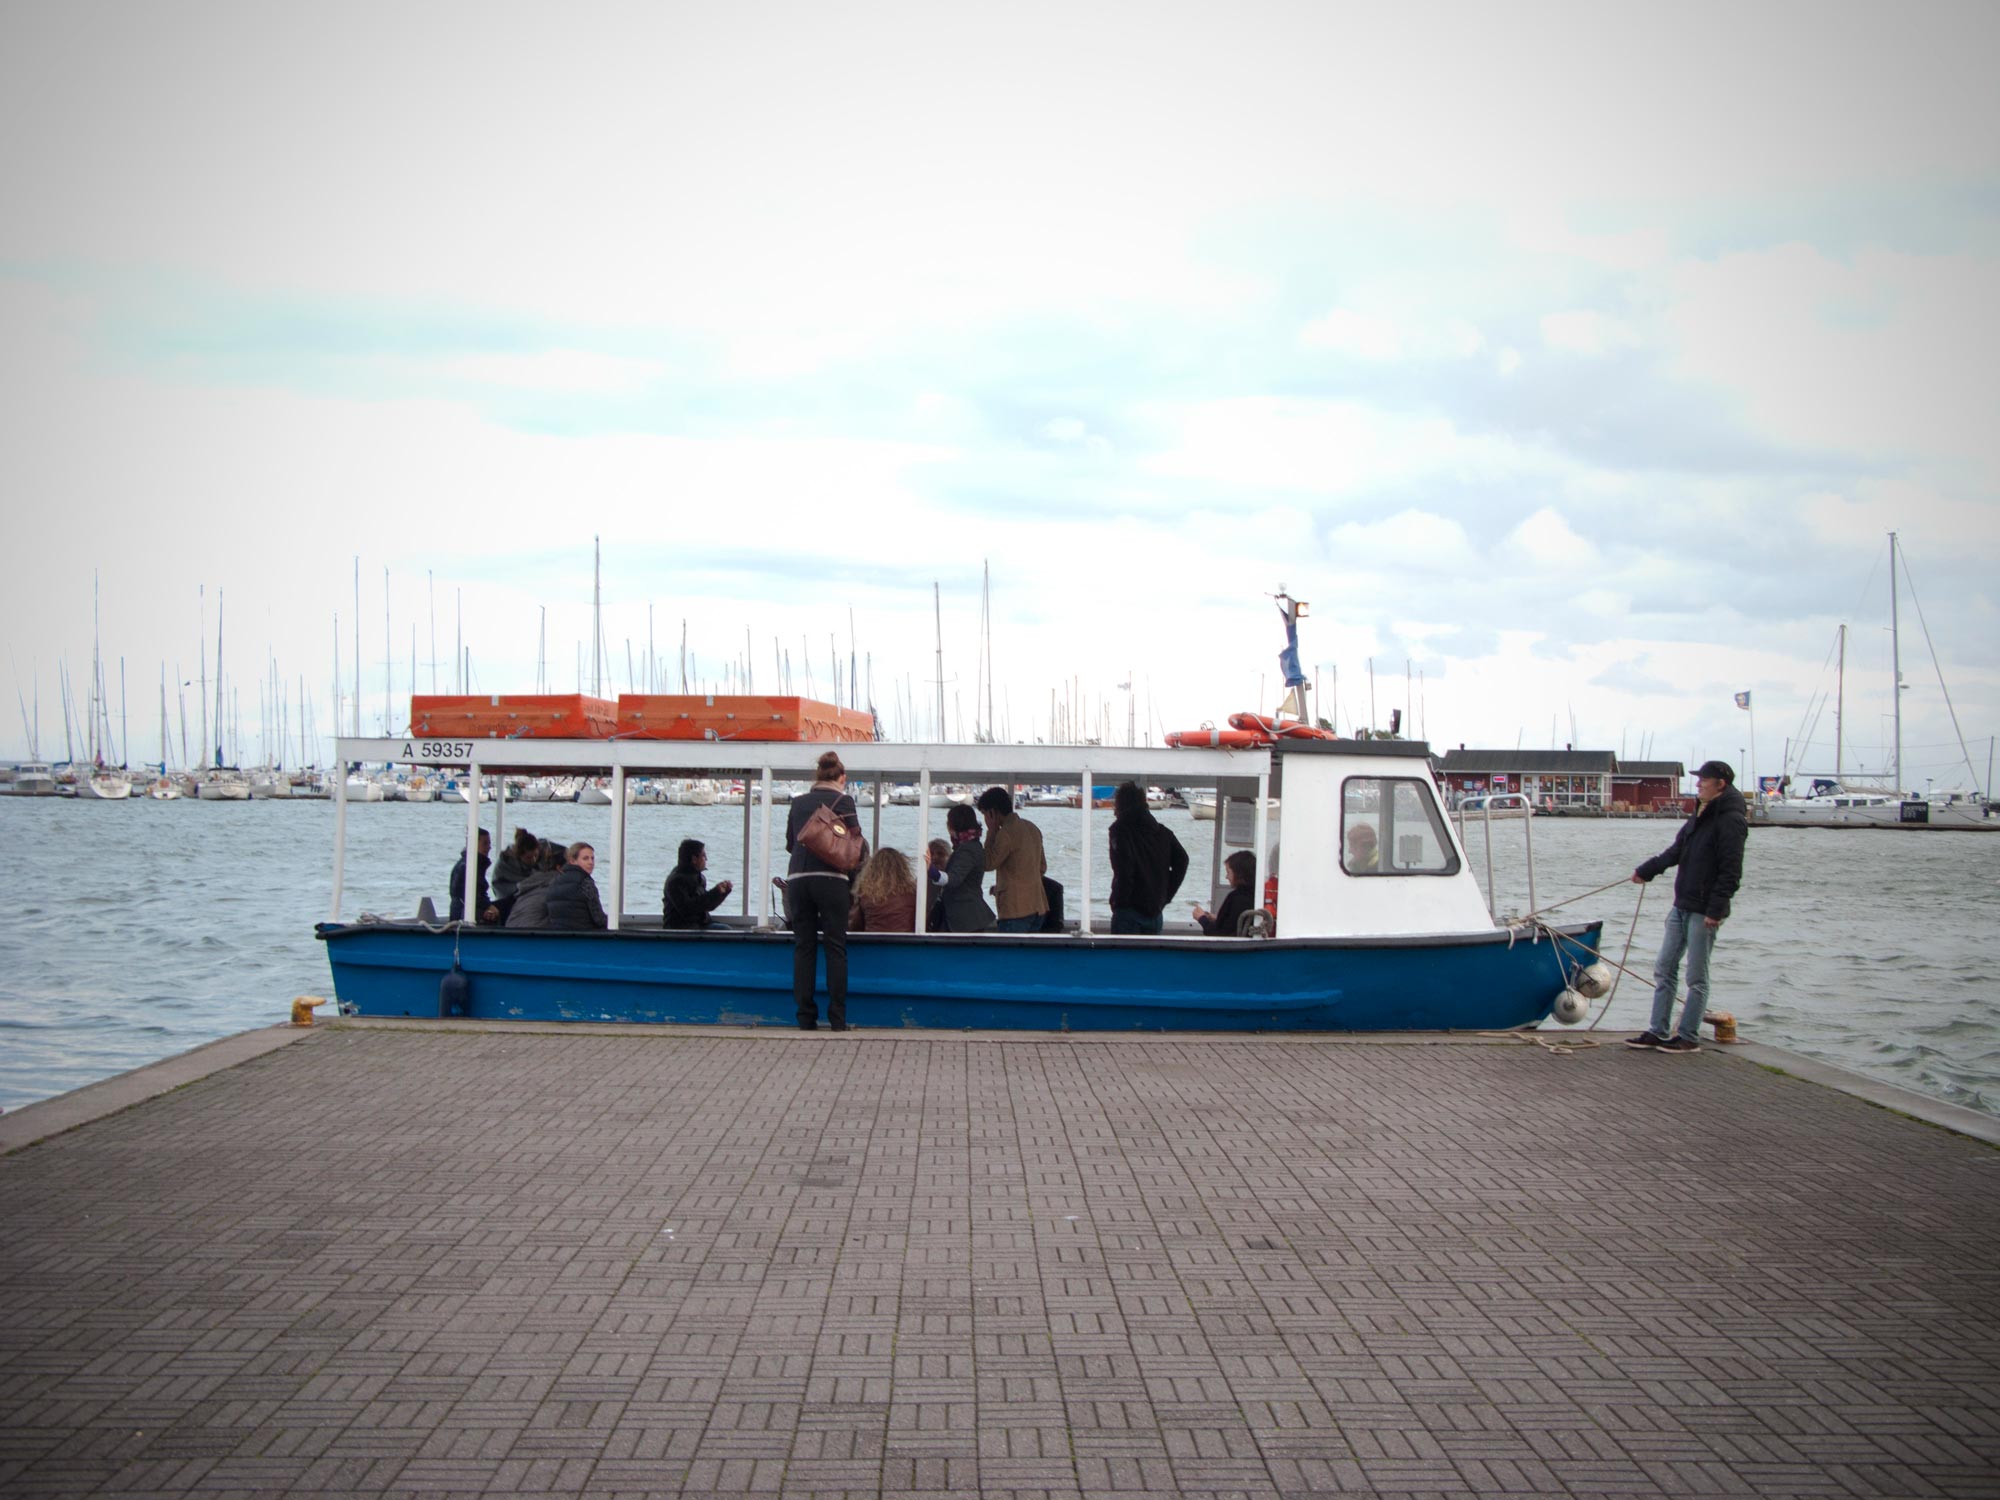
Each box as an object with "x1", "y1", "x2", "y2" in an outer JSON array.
[
  {"x1": 607, "y1": 764, "x2": 626, "y2": 930},
  {"x1": 757, "y1": 767, "x2": 775, "y2": 930},
  {"x1": 1077, "y1": 766, "x2": 1092, "y2": 934},
  {"x1": 463, "y1": 761, "x2": 482, "y2": 924}
]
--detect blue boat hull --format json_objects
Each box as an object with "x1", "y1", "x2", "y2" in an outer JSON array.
[{"x1": 317, "y1": 921, "x2": 1604, "y2": 1032}]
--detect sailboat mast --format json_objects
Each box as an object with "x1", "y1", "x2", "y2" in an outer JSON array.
[
  {"x1": 383, "y1": 566, "x2": 392, "y2": 736},
  {"x1": 591, "y1": 536, "x2": 603, "y2": 698},
  {"x1": 1835, "y1": 623, "x2": 1845, "y2": 779},
  {"x1": 1889, "y1": 530, "x2": 1902, "y2": 791},
  {"x1": 198, "y1": 587, "x2": 208, "y2": 774},
  {"x1": 933, "y1": 582, "x2": 945, "y2": 741},
  {"x1": 352, "y1": 558, "x2": 361, "y2": 737},
  {"x1": 215, "y1": 590, "x2": 226, "y2": 766},
  {"x1": 428, "y1": 569, "x2": 437, "y2": 693}
]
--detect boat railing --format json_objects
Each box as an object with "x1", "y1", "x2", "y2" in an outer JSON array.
[{"x1": 1453, "y1": 797, "x2": 1535, "y2": 920}]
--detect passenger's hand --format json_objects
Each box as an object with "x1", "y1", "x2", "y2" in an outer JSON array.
[
  {"x1": 716, "y1": 880, "x2": 733, "y2": 896},
  {"x1": 1629, "y1": 873, "x2": 1644, "y2": 883},
  {"x1": 1191, "y1": 905, "x2": 1208, "y2": 922},
  {"x1": 1704, "y1": 915, "x2": 1721, "y2": 929}
]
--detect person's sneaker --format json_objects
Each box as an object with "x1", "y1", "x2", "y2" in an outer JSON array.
[
  {"x1": 1657, "y1": 1035, "x2": 1701, "y2": 1054},
  {"x1": 1625, "y1": 1031, "x2": 1666, "y2": 1050}
]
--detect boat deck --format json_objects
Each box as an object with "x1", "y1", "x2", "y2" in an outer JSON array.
[{"x1": 2, "y1": 1022, "x2": 1997, "y2": 1498}]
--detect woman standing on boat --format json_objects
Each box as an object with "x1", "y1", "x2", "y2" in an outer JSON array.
[
  {"x1": 786, "y1": 751, "x2": 864, "y2": 1029},
  {"x1": 1107, "y1": 780, "x2": 1189, "y2": 934},
  {"x1": 930, "y1": 803, "x2": 997, "y2": 932}
]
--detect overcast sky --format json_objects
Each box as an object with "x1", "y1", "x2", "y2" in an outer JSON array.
[{"x1": 3, "y1": 2, "x2": 1995, "y2": 789}]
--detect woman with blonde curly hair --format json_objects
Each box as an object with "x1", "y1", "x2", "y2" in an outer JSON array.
[{"x1": 849, "y1": 847, "x2": 917, "y2": 933}]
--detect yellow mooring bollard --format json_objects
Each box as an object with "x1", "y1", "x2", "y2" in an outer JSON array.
[
  {"x1": 290, "y1": 996, "x2": 329, "y2": 1027},
  {"x1": 1703, "y1": 1011, "x2": 1738, "y2": 1044}
]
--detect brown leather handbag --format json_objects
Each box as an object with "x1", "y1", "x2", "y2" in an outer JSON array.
[{"x1": 798, "y1": 801, "x2": 865, "y2": 873}]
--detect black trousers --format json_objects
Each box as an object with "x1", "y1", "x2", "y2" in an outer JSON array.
[{"x1": 789, "y1": 876, "x2": 849, "y2": 1026}]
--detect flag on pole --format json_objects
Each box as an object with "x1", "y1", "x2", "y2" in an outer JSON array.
[{"x1": 1734, "y1": 691, "x2": 1751, "y2": 709}]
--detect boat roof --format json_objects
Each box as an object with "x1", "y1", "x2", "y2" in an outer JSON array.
[{"x1": 332, "y1": 733, "x2": 1434, "y2": 795}]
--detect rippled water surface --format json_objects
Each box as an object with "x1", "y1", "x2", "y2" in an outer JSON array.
[{"x1": 2, "y1": 798, "x2": 1995, "y2": 1116}]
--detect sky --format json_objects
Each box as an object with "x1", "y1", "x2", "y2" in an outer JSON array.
[{"x1": 3, "y1": 2, "x2": 1996, "y2": 790}]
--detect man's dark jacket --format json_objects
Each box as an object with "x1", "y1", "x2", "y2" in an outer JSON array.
[
  {"x1": 544, "y1": 865, "x2": 608, "y2": 930},
  {"x1": 663, "y1": 865, "x2": 729, "y2": 929},
  {"x1": 1107, "y1": 812, "x2": 1189, "y2": 918},
  {"x1": 1635, "y1": 783, "x2": 1749, "y2": 920},
  {"x1": 448, "y1": 850, "x2": 490, "y2": 922}
]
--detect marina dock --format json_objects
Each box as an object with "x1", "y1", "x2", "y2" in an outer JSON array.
[{"x1": 3, "y1": 1023, "x2": 1997, "y2": 1498}]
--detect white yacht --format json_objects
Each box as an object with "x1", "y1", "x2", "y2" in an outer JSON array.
[
  {"x1": 200, "y1": 771, "x2": 252, "y2": 801},
  {"x1": 145, "y1": 775, "x2": 182, "y2": 800},
  {"x1": 249, "y1": 768, "x2": 292, "y2": 799},
  {"x1": 8, "y1": 762, "x2": 58, "y2": 797},
  {"x1": 341, "y1": 775, "x2": 385, "y2": 803},
  {"x1": 75, "y1": 768, "x2": 134, "y2": 801}
]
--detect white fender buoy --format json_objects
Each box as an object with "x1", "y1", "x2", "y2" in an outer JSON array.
[
  {"x1": 1573, "y1": 962, "x2": 1613, "y2": 1000},
  {"x1": 1552, "y1": 988, "x2": 1588, "y2": 1025}
]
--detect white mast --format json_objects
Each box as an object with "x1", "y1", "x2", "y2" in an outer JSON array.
[
  {"x1": 1835, "y1": 622, "x2": 1845, "y2": 780},
  {"x1": 352, "y1": 558, "x2": 361, "y2": 737},
  {"x1": 591, "y1": 536, "x2": 603, "y2": 698},
  {"x1": 933, "y1": 582, "x2": 945, "y2": 741},
  {"x1": 1889, "y1": 530, "x2": 1903, "y2": 792}
]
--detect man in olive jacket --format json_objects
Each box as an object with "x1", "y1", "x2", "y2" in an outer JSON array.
[
  {"x1": 1627, "y1": 759, "x2": 1749, "y2": 1054},
  {"x1": 977, "y1": 786, "x2": 1048, "y2": 933}
]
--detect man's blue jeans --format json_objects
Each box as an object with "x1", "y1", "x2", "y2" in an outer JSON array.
[{"x1": 1649, "y1": 906, "x2": 1718, "y2": 1041}]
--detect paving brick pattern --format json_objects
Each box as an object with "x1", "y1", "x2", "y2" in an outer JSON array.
[{"x1": 2, "y1": 1029, "x2": 1998, "y2": 1498}]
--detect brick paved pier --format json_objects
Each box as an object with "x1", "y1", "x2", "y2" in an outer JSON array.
[{"x1": 3, "y1": 1024, "x2": 1997, "y2": 1498}]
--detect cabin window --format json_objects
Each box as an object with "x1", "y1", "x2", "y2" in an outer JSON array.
[{"x1": 1341, "y1": 777, "x2": 1461, "y2": 876}]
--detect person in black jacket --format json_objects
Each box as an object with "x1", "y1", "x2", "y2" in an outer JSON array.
[
  {"x1": 664, "y1": 838, "x2": 734, "y2": 929},
  {"x1": 491, "y1": 827, "x2": 538, "y2": 924},
  {"x1": 1106, "y1": 781, "x2": 1188, "y2": 934},
  {"x1": 504, "y1": 840, "x2": 565, "y2": 929},
  {"x1": 1627, "y1": 760, "x2": 1749, "y2": 1054},
  {"x1": 544, "y1": 842, "x2": 608, "y2": 931},
  {"x1": 928, "y1": 804, "x2": 996, "y2": 932},
  {"x1": 449, "y1": 829, "x2": 497, "y2": 924},
  {"x1": 1193, "y1": 851, "x2": 1257, "y2": 936},
  {"x1": 785, "y1": 750, "x2": 864, "y2": 1029}
]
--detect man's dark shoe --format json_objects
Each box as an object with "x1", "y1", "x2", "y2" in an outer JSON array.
[
  {"x1": 1625, "y1": 1031, "x2": 1665, "y2": 1050},
  {"x1": 830, "y1": 1021, "x2": 849, "y2": 1032},
  {"x1": 1657, "y1": 1035, "x2": 1701, "y2": 1054},
  {"x1": 797, "y1": 1020, "x2": 818, "y2": 1031}
]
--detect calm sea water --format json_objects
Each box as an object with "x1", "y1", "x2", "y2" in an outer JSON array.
[{"x1": 1, "y1": 797, "x2": 1995, "y2": 1117}]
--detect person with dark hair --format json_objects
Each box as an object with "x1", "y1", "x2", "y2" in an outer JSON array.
[
  {"x1": 849, "y1": 848, "x2": 917, "y2": 932},
  {"x1": 786, "y1": 750, "x2": 863, "y2": 1029},
  {"x1": 544, "y1": 841, "x2": 608, "y2": 930},
  {"x1": 664, "y1": 838, "x2": 733, "y2": 929},
  {"x1": 978, "y1": 785, "x2": 1047, "y2": 933},
  {"x1": 449, "y1": 829, "x2": 498, "y2": 924},
  {"x1": 1106, "y1": 781, "x2": 1189, "y2": 934},
  {"x1": 1627, "y1": 759, "x2": 1750, "y2": 1054},
  {"x1": 504, "y1": 839, "x2": 565, "y2": 929},
  {"x1": 1193, "y1": 851, "x2": 1258, "y2": 936},
  {"x1": 929, "y1": 802, "x2": 996, "y2": 932},
  {"x1": 491, "y1": 826, "x2": 539, "y2": 923}
]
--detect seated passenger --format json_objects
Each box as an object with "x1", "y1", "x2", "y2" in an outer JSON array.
[
  {"x1": 491, "y1": 827, "x2": 538, "y2": 924},
  {"x1": 929, "y1": 803, "x2": 996, "y2": 932},
  {"x1": 504, "y1": 840, "x2": 565, "y2": 929},
  {"x1": 1193, "y1": 851, "x2": 1258, "y2": 936},
  {"x1": 1345, "y1": 823, "x2": 1380, "y2": 872},
  {"x1": 849, "y1": 847, "x2": 918, "y2": 932},
  {"x1": 544, "y1": 842, "x2": 608, "y2": 930},
  {"x1": 448, "y1": 829, "x2": 498, "y2": 925},
  {"x1": 663, "y1": 838, "x2": 734, "y2": 929}
]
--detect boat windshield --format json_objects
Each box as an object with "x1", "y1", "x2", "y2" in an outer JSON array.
[{"x1": 1342, "y1": 777, "x2": 1461, "y2": 876}]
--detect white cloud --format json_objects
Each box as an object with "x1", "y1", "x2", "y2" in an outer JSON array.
[
  {"x1": 1502, "y1": 507, "x2": 1599, "y2": 570},
  {"x1": 1326, "y1": 511, "x2": 1478, "y2": 574},
  {"x1": 1539, "y1": 310, "x2": 1640, "y2": 356},
  {"x1": 429, "y1": 350, "x2": 667, "y2": 393}
]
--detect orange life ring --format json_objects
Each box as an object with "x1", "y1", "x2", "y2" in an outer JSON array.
[
  {"x1": 1227, "y1": 711, "x2": 1339, "y2": 741},
  {"x1": 1165, "y1": 726, "x2": 1268, "y2": 749}
]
